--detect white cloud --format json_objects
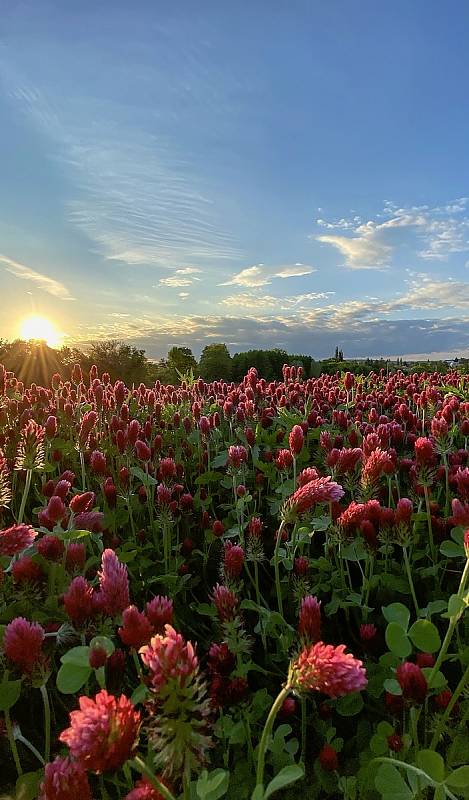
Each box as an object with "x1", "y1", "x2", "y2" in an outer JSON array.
[
  {"x1": 317, "y1": 230, "x2": 391, "y2": 269},
  {"x1": 179, "y1": 292, "x2": 189, "y2": 299},
  {"x1": 159, "y1": 276, "x2": 193, "y2": 287},
  {"x1": 315, "y1": 200, "x2": 469, "y2": 268},
  {"x1": 0, "y1": 254, "x2": 74, "y2": 299},
  {"x1": 220, "y1": 263, "x2": 316, "y2": 288},
  {"x1": 175, "y1": 267, "x2": 203, "y2": 275},
  {"x1": 221, "y1": 291, "x2": 333, "y2": 309}
]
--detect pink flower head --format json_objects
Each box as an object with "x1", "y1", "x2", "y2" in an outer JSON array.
[
  {"x1": 98, "y1": 549, "x2": 130, "y2": 617},
  {"x1": 145, "y1": 596, "x2": 174, "y2": 633},
  {"x1": 70, "y1": 492, "x2": 96, "y2": 514},
  {"x1": 78, "y1": 411, "x2": 98, "y2": 446},
  {"x1": 289, "y1": 425, "x2": 304, "y2": 455},
  {"x1": 119, "y1": 605, "x2": 153, "y2": 649},
  {"x1": 361, "y1": 448, "x2": 394, "y2": 486},
  {"x1": 135, "y1": 440, "x2": 151, "y2": 462},
  {"x1": 90, "y1": 450, "x2": 107, "y2": 475},
  {"x1": 395, "y1": 498, "x2": 413, "y2": 525},
  {"x1": 39, "y1": 756, "x2": 92, "y2": 800},
  {"x1": 212, "y1": 583, "x2": 240, "y2": 622},
  {"x1": 37, "y1": 535, "x2": 65, "y2": 562},
  {"x1": 298, "y1": 596, "x2": 322, "y2": 644},
  {"x1": 74, "y1": 511, "x2": 104, "y2": 533},
  {"x1": 284, "y1": 476, "x2": 344, "y2": 521},
  {"x1": 3, "y1": 616, "x2": 45, "y2": 674},
  {"x1": 59, "y1": 689, "x2": 140, "y2": 773},
  {"x1": 228, "y1": 445, "x2": 248, "y2": 469},
  {"x1": 63, "y1": 576, "x2": 95, "y2": 627},
  {"x1": 0, "y1": 523, "x2": 37, "y2": 556},
  {"x1": 223, "y1": 541, "x2": 244, "y2": 579},
  {"x1": 294, "y1": 556, "x2": 309, "y2": 576},
  {"x1": 12, "y1": 555, "x2": 44, "y2": 584},
  {"x1": 65, "y1": 542, "x2": 86, "y2": 572},
  {"x1": 451, "y1": 498, "x2": 469, "y2": 527},
  {"x1": 46, "y1": 495, "x2": 66, "y2": 523},
  {"x1": 275, "y1": 449, "x2": 293, "y2": 471},
  {"x1": 360, "y1": 623, "x2": 377, "y2": 642},
  {"x1": 248, "y1": 516, "x2": 263, "y2": 538},
  {"x1": 290, "y1": 641, "x2": 367, "y2": 698},
  {"x1": 464, "y1": 528, "x2": 469, "y2": 556},
  {"x1": 139, "y1": 624, "x2": 198, "y2": 691},
  {"x1": 396, "y1": 662, "x2": 428, "y2": 705},
  {"x1": 159, "y1": 458, "x2": 177, "y2": 480},
  {"x1": 297, "y1": 467, "x2": 320, "y2": 487},
  {"x1": 335, "y1": 448, "x2": 363, "y2": 475},
  {"x1": 414, "y1": 437, "x2": 435, "y2": 468}
]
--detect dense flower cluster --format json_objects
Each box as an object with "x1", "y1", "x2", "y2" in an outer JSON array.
[{"x1": 1, "y1": 362, "x2": 469, "y2": 796}]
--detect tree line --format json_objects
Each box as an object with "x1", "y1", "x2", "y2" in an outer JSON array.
[{"x1": 0, "y1": 337, "x2": 455, "y2": 387}]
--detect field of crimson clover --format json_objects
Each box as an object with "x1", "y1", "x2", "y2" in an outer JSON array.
[{"x1": 0, "y1": 363, "x2": 469, "y2": 800}]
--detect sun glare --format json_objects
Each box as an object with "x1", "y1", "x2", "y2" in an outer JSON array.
[{"x1": 20, "y1": 315, "x2": 62, "y2": 348}]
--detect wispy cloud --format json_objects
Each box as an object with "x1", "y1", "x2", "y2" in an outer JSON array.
[
  {"x1": 315, "y1": 199, "x2": 469, "y2": 268},
  {"x1": 220, "y1": 263, "x2": 316, "y2": 288},
  {"x1": 0, "y1": 254, "x2": 74, "y2": 299},
  {"x1": 221, "y1": 291, "x2": 333, "y2": 309},
  {"x1": 159, "y1": 267, "x2": 202, "y2": 288},
  {"x1": 2, "y1": 67, "x2": 243, "y2": 270},
  {"x1": 159, "y1": 276, "x2": 194, "y2": 287}
]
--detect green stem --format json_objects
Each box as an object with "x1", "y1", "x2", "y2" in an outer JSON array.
[
  {"x1": 430, "y1": 662, "x2": 469, "y2": 750},
  {"x1": 131, "y1": 756, "x2": 176, "y2": 800},
  {"x1": 363, "y1": 555, "x2": 374, "y2": 619},
  {"x1": 254, "y1": 561, "x2": 267, "y2": 649},
  {"x1": 17, "y1": 468, "x2": 32, "y2": 523},
  {"x1": 40, "y1": 684, "x2": 51, "y2": 764},
  {"x1": 427, "y1": 559, "x2": 469, "y2": 689},
  {"x1": 273, "y1": 522, "x2": 285, "y2": 617},
  {"x1": 300, "y1": 697, "x2": 307, "y2": 765},
  {"x1": 79, "y1": 450, "x2": 87, "y2": 491},
  {"x1": 15, "y1": 733, "x2": 45, "y2": 765},
  {"x1": 409, "y1": 706, "x2": 419, "y2": 758},
  {"x1": 132, "y1": 648, "x2": 143, "y2": 681},
  {"x1": 443, "y1": 454, "x2": 450, "y2": 518},
  {"x1": 256, "y1": 684, "x2": 291, "y2": 790},
  {"x1": 423, "y1": 485, "x2": 435, "y2": 564},
  {"x1": 5, "y1": 709, "x2": 22, "y2": 776},
  {"x1": 403, "y1": 547, "x2": 420, "y2": 618}
]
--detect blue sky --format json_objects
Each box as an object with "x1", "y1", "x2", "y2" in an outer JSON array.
[{"x1": 1, "y1": 0, "x2": 469, "y2": 359}]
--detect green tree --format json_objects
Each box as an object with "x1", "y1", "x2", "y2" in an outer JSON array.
[
  {"x1": 167, "y1": 347, "x2": 197, "y2": 382},
  {"x1": 84, "y1": 340, "x2": 150, "y2": 385},
  {"x1": 198, "y1": 343, "x2": 232, "y2": 381}
]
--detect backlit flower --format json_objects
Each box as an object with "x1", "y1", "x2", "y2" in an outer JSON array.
[
  {"x1": 98, "y1": 548, "x2": 130, "y2": 616},
  {"x1": 283, "y1": 476, "x2": 344, "y2": 521},
  {"x1": 290, "y1": 641, "x2": 367, "y2": 698},
  {"x1": 3, "y1": 616, "x2": 45, "y2": 674},
  {"x1": 0, "y1": 523, "x2": 37, "y2": 556},
  {"x1": 140, "y1": 625, "x2": 198, "y2": 691},
  {"x1": 298, "y1": 596, "x2": 321, "y2": 644},
  {"x1": 119, "y1": 605, "x2": 153, "y2": 649},
  {"x1": 145, "y1": 596, "x2": 174, "y2": 633},
  {"x1": 212, "y1": 584, "x2": 239, "y2": 622},
  {"x1": 59, "y1": 689, "x2": 140, "y2": 773},
  {"x1": 63, "y1": 577, "x2": 95, "y2": 627}
]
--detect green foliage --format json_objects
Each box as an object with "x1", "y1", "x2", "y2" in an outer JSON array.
[{"x1": 199, "y1": 342, "x2": 233, "y2": 381}]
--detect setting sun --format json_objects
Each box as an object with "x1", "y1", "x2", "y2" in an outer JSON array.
[{"x1": 20, "y1": 315, "x2": 62, "y2": 348}]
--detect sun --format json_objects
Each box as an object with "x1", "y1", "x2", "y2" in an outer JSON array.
[{"x1": 20, "y1": 315, "x2": 62, "y2": 348}]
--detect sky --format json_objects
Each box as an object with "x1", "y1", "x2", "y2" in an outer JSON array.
[{"x1": 1, "y1": 0, "x2": 469, "y2": 360}]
